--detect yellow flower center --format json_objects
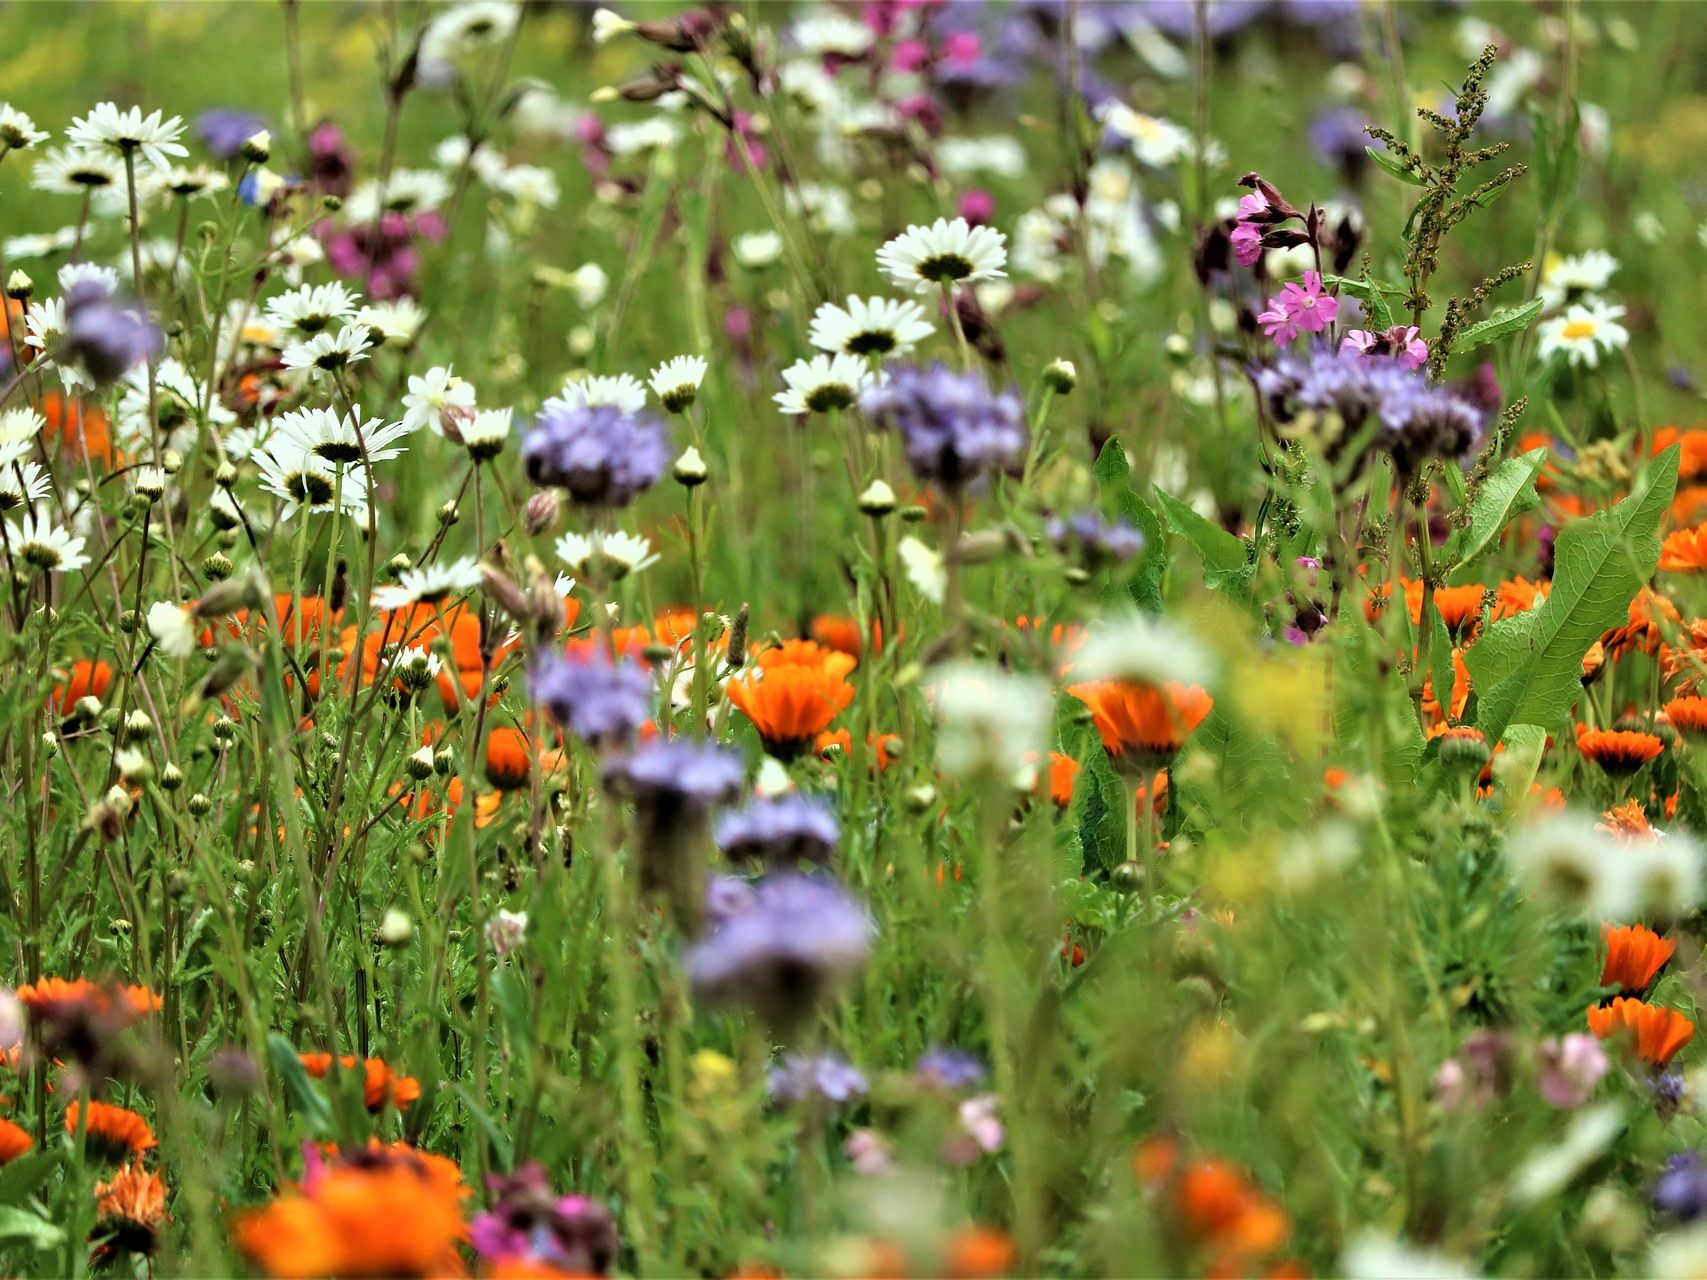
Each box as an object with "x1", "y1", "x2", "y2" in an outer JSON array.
[{"x1": 1561, "y1": 320, "x2": 1597, "y2": 340}]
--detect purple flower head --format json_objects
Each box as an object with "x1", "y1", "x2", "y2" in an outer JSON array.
[
  {"x1": 715, "y1": 793, "x2": 840, "y2": 870},
  {"x1": 530, "y1": 650, "x2": 653, "y2": 747},
  {"x1": 195, "y1": 108, "x2": 268, "y2": 159},
  {"x1": 860, "y1": 362, "x2": 1027, "y2": 490},
  {"x1": 522, "y1": 402, "x2": 670, "y2": 508},
  {"x1": 706, "y1": 875, "x2": 758, "y2": 925},
  {"x1": 688, "y1": 872, "x2": 872, "y2": 1032},
  {"x1": 768, "y1": 1052, "x2": 868, "y2": 1106},
  {"x1": 603, "y1": 738, "x2": 746, "y2": 810},
  {"x1": 62, "y1": 283, "x2": 161, "y2": 387},
  {"x1": 1649, "y1": 1069, "x2": 1692, "y2": 1118},
  {"x1": 916, "y1": 1046, "x2": 985, "y2": 1089},
  {"x1": 1045, "y1": 511, "x2": 1145, "y2": 567},
  {"x1": 1310, "y1": 106, "x2": 1376, "y2": 182},
  {"x1": 470, "y1": 1162, "x2": 620, "y2": 1274},
  {"x1": 1657, "y1": 1153, "x2": 1707, "y2": 1221}
]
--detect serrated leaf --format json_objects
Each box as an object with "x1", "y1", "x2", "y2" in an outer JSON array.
[
  {"x1": 1094, "y1": 439, "x2": 1165, "y2": 612},
  {"x1": 1368, "y1": 145, "x2": 1427, "y2": 186},
  {"x1": 1468, "y1": 446, "x2": 1678, "y2": 742},
  {"x1": 1447, "y1": 448, "x2": 1548, "y2": 571},
  {"x1": 1153, "y1": 488, "x2": 1252, "y2": 598},
  {"x1": 1073, "y1": 738, "x2": 1128, "y2": 876},
  {"x1": 1323, "y1": 275, "x2": 1401, "y2": 330},
  {"x1": 1457, "y1": 297, "x2": 1545, "y2": 355}
]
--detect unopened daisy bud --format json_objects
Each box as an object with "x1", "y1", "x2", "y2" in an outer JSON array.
[
  {"x1": 133, "y1": 468, "x2": 166, "y2": 502},
  {"x1": 673, "y1": 446, "x2": 708, "y2": 487},
  {"x1": 124, "y1": 709, "x2": 154, "y2": 743},
  {"x1": 321, "y1": 194, "x2": 342, "y2": 213},
  {"x1": 202, "y1": 552, "x2": 234, "y2": 581},
  {"x1": 900, "y1": 504, "x2": 929, "y2": 523},
  {"x1": 387, "y1": 553, "x2": 414, "y2": 579},
  {"x1": 1042, "y1": 359, "x2": 1077, "y2": 394},
  {"x1": 858, "y1": 479, "x2": 897, "y2": 517},
  {"x1": 159, "y1": 762, "x2": 185, "y2": 792},
  {"x1": 434, "y1": 747, "x2": 455, "y2": 776},
  {"x1": 438, "y1": 501, "x2": 459, "y2": 526},
  {"x1": 161, "y1": 448, "x2": 183, "y2": 475},
  {"x1": 215, "y1": 461, "x2": 238, "y2": 488},
  {"x1": 905, "y1": 783, "x2": 938, "y2": 813},
  {"x1": 72, "y1": 695, "x2": 103, "y2": 721},
  {"x1": 40, "y1": 732, "x2": 58, "y2": 759},
  {"x1": 642, "y1": 642, "x2": 675, "y2": 664},
  {"x1": 116, "y1": 747, "x2": 153, "y2": 784},
  {"x1": 378, "y1": 908, "x2": 414, "y2": 946},
  {"x1": 187, "y1": 793, "x2": 212, "y2": 816},
  {"x1": 406, "y1": 746, "x2": 436, "y2": 780},
  {"x1": 397, "y1": 650, "x2": 439, "y2": 692},
  {"x1": 87, "y1": 791, "x2": 130, "y2": 842},
  {"x1": 4, "y1": 270, "x2": 31, "y2": 300},
  {"x1": 523, "y1": 490, "x2": 560, "y2": 537},
  {"x1": 119, "y1": 610, "x2": 139, "y2": 633},
  {"x1": 240, "y1": 130, "x2": 271, "y2": 163},
  {"x1": 492, "y1": 672, "x2": 510, "y2": 695},
  {"x1": 212, "y1": 715, "x2": 238, "y2": 742}
]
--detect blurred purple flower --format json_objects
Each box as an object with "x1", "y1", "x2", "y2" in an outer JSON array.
[
  {"x1": 917, "y1": 1046, "x2": 985, "y2": 1089},
  {"x1": 1657, "y1": 1153, "x2": 1707, "y2": 1221},
  {"x1": 861, "y1": 362, "x2": 1027, "y2": 490},
  {"x1": 715, "y1": 793, "x2": 840, "y2": 870},
  {"x1": 195, "y1": 108, "x2": 268, "y2": 160},
  {"x1": 62, "y1": 282, "x2": 161, "y2": 386},
  {"x1": 767, "y1": 1051, "x2": 868, "y2": 1105},
  {"x1": 1535, "y1": 1033, "x2": 1609, "y2": 1108},
  {"x1": 470, "y1": 1163, "x2": 620, "y2": 1274},
  {"x1": 530, "y1": 650, "x2": 653, "y2": 746},
  {"x1": 522, "y1": 403, "x2": 669, "y2": 507}
]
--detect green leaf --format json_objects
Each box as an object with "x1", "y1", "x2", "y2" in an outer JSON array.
[
  {"x1": 1323, "y1": 275, "x2": 1401, "y2": 331},
  {"x1": 1073, "y1": 740, "x2": 1128, "y2": 876},
  {"x1": 1456, "y1": 297, "x2": 1545, "y2": 355},
  {"x1": 1094, "y1": 440, "x2": 1165, "y2": 612},
  {"x1": 1153, "y1": 488, "x2": 1253, "y2": 598},
  {"x1": 1468, "y1": 446, "x2": 1678, "y2": 742},
  {"x1": 1447, "y1": 448, "x2": 1548, "y2": 571},
  {"x1": 0, "y1": 1153, "x2": 57, "y2": 1208},
  {"x1": 1497, "y1": 724, "x2": 1548, "y2": 799},
  {"x1": 1428, "y1": 606, "x2": 1455, "y2": 731},
  {"x1": 0, "y1": 1205, "x2": 63, "y2": 1249},
  {"x1": 266, "y1": 1033, "x2": 335, "y2": 1136},
  {"x1": 1367, "y1": 145, "x2": 1426, "y2": 186}
]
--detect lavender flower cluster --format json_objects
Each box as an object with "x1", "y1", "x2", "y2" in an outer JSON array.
[
  {"x1": 860, "y1": 362, "x2": 1027, "y2": 489},
  {"x1": 521, "y1": 402, "x2": 670, "y2": 507},
  {"x1": 529, "y1": 650, "x2": 654, "y2": 746}
]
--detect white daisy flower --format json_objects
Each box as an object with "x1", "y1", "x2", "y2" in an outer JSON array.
[
  {"x1": 0, "y1": 409, "x2": 45, "y2": 466},
  {"x1": 115, "y1": 357, "x2": 231, "y2": 458},
  {"x1": 937, "y1": 137, "x2": 1027, "y2": 179},
  {"x1": 7, "y1": 505, "x2": 89, "y2": 573},
  {"x1": 777, "y1": 60, "x2": 844, "y2": 116},
  {"x1": 22, "y1": 298, "x2": 66, "y2": 354},
  {"x1": 876, "y1": 216, "x2": 1007, "y2": 294},
  {"x1": 265, "y1": 282, "x2": 363, "y2": 336},
  {"x1": 433, "y1": 135, "x2": 506, "y2": 182},
  {"x1": 0, "y1": 105, "x2": 48, "y2": 151},
  {"x1": 355, "y1": 298, "x2": 426, "y2": 345},
  {"x1": 606, "y1": 119, "x2": 683, "y2": 156},
  {"x1": 421, "y1": 0, "x2": 521, "y2": 62},
  {"x1": 1539, "y1": 249, "x2": 1618, "y2": 310},
  {"x1": 31, "y1": 146, "x2": 124, "y2": 196},
  {"x1": 66, "y1": 102, "x2": 188, "y2": 172},
  {"x1": 649, "y1": 356, "x2": 708, "y2": 412},
  {"x1": 146, "y1": 601, "x2": 198, "y2": 658},
  {"x1": 279, "y1": 323, "x2": 373, "y2": 377},
  {"x1": 159, "y1": 164, "x2": 229, "y2": 200},
  {"x1": 1093, "y1": 103, "x2": 1195, "y2": 167},
  {"x1": 1626, "y1": 830, "x2": 1704, "y2": 922},
  {"x1": 58, "y1": 262, "x2": 119, "y2": 296},
  {"x1": 494, "y1": 164, "x2": 559, "y2": 207},
  {"x1": 791, "y1": 11, "x2": 874, "y2": 57},
  {"x1": 0, "y1": 460, "x2": 50, "y2": 512},
  {"x1": 733, "y1": 231, "x2": 784, "y2": 269},
  {"x1": 556, "y1": 529, "x2": 659, "y2": 579},
  {"x1": 275, "y1": 233, "x2": 325, "y2": 285},
  {"x1": 548, "y1": 373, "x2": 648, "y2": 414},
  {"x1": 773, "y1": 353, "x2": 875, "y2": 415},
  {"x1": 343, "y1": 169, "x2": 451, "y2": 220},
  {"x1": 403, "y1": 366, "x2": 477, "y2": 434},
  {"x1": 784, "y1": 183, "x2": 855, "y2": 236},
  {"x1": 274, "y1": 404, "x2": 417, "y2": 466},
  {"x1": 1506, "y1": 811, "x2": 1636, "y2": 921},
  {"x1": 372, "y1": 555, "x2": 483, "y2": 610},
  {"x1": 222, "y1": 426, "x2": 265, "y2": 463},
  {"x1": 254, "y1": 441, "x2": 371, "y2": 521},
  {"x1": 1073, "y1": 614, "x2": 1214, "y2": 688},
  {"x1": 929, "y1": 663, "x2": 1051, "y2": 778},
  {"x1": 566, "y1": 263, "x2": 608, "y2": 309},
  {"x1": 1536, "y1": 300, "x2": 1629, "y2": 369},
  {"x1": 809, "y1": 296, "x2": 933, "y2": 359},
  {"x1": 3, "y1": 227, "x2": 77, "y2": 260},
  {"x1": 458, "y1": 407, "x2": 512, "y2": 460},
  {"x1": 898, "y1": 536, "x2": 944, "y2": 603}
]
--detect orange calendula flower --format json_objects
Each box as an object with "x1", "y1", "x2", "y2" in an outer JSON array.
[
  {"x1": 1046, "y1": 752, "x2": 1080, "y2": 809},
  {"x1": 53, "y1": 659, "x2": 113, "y2": 713},
  {"x1": 1494, "y1": 576, "x2": 1551, "y2": 619},
  {"x1": 1421, "y1": 649, "x2": 1470, "y2": 727},
  {"x1": 1176, "y1": 1159, "x2": 1290, "y2": 1260},
  {"x1": 1586, "y1": 997, "x2": 1694, "y2": 1066},
  {"x1": 1066, "y1": 680, "x2": 1213, "y2": 772},
  {"x1": 65, "y1": 1102, "x2": 156, "y2": 1160},
  {"x1": 234, "y1": 1144, "x2": 469, "y2": 1279},
  {"x1": 483, "y1": 727, "x2": 533, "y2": 792},
  {"x1": 299, "y1": 1054, "x2": 422, "y2": 1113},
  {"x1": 1664, "y1": 620, "x2": 1707, "y2": 692},
  {"x1": 42, "y1": 392, "x2": 119, "y2": 468},
  {"x1": 730, "y1": 661, "x2": 857, "y2": 760},
  {"x1": 810, "y1": 613, "x2": 887, "y2": 661},
  {"x1": 92, "y1": 1159, "x2": 168, "y2": 1258},
  {"x1": 17, "y1": 977, "x2": 160, "y2": 1026},
  {"x1": 1429, "y1": 584, "x2": 1488, "y2": 644},
  {"x1": 1576, "y1": 726, "x2": 1665, "y2": 776},
  {"x1": 1665, "y1": 695, "x2": 1707, "y2": 741},
  {"x1": 1661, "y1": 524, "x2": 1707, "y2": 573},
  {"x1": 1602, "y1": 587, "x2": 1681, "y2": 659},
  {"x1": 1654, "y1": 426, "x2": 1707, "y2": 483},
  {"x1": 816, "y1": 728, "x2": 901, "y2": 768},
  {"x1": 1601, "y1": 924, "x2": 1676, "y2": 996},
  {"x1": 1597, "y1": 800, "x2": 1657, "y2": 842},
  {"x1": 941, "y1": 1226, "x2": 1018, "y2": 1279},
  {"x1": 0, "y1": 1118, "x2": 33, "y2": 1163}
]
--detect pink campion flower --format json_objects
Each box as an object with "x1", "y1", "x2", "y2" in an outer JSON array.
[
  {"x1": 891, "y1": 37, "x2": 930, "y2": 72},
  {"x1": 1259, "y1": 270, "x2": 1338, "y2": 345},
  {"x1": 1535, "y1": 1034, "x2": 1609, "y2": 1108},
  {"x1": 1341, "y1": 324, "x2": 1428, "y2": 370},
  {"x1": 1230, "y1": 221, "x2": 1263, "y2": 266},
  {"x1": 958, "y1": 188, "x2": 996, "y2": 225},
  {"x1": 942, "y1": 30, "x2": 982, "y2": 66},
  {"x1": 1257, "y1": 298, "x2": 1300, "y2": 346}
]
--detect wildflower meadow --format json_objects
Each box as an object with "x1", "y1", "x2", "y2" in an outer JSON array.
[{"x1": 6, "y1": 0, "x2": 1707, "y2": 1275}]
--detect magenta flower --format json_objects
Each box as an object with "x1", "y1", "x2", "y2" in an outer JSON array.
[
  {"x1": 1535, "y1": 1034, "x2": 1609, "y2": 1108},
  {"x1": 1230, "y1": 221, "x2": 1264, "y2": 266},
  {"x1": 1342, "y1": 324, "x2": 1428, "y2": 370},
  {"x1": 1259, "y1": 270, "x2": 1339, "y2": 346}
]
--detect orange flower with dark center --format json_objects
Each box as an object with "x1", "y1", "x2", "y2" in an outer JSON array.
[
  {"x1": 1665, "y1": 695, "x2": 1707, "y2": 741},
  {"x1": 299, "y1": 1054, "x2": 422, "y2": 1113},
  {"x1": 816, "y1": 729, "x2": 900, "y2": 768},
  {"x1": 1597, "y1": 800, "x2": 1657, "y2": 842},
  {"x1": 1661, "y1": 524, "x2": 1707, "y2": 573},
  {"x1": 17, "y1": 978, "x2": 161, "y2": 1065},
  {"x1": 54, "y1": 659, "x2": 113, "y2": 713},
  {"x1": 483, "y1": 727, "x2": 532, "y2": 792},
  {"x1": 1176, "y1": 1159, "x2": 1290, "y2": 1260},
  {"x1": 1601, "y1": 924, "x2": 1675, "y2": 996},
  {"x1": 730, "y1": 662, "x2": 856, "y2": 760},
  {"x1": 1586, "y1": 997, "x2": 1694, "y2": 1065},
  {"x1": 1576, "y1": 726, "x2": 1664, "y2": 775},
  {"x1": 392, "y1": 777, "x2": 502, "y2": 831},
  {"x1": 92, "y1": 1159, "x2": 168, "y2": 1258},
  {"x1": 941, "y1": 1226, "x2": 1017, "y2": 1279},
  {"x1": 1582, "y1": 640, "x2": 1606, "y2": 686},
  {"x1": 1602, "y1": 587, "x2": 1680, "y2": 659},
  {"x1": 1066, "y1": 680, "x2": 1214, "y2": 771},
  {"x1": 65, "y1": 1101, "x2": 156, "y2": 1161},
  {"x1": 234, "y1": 1146, "x2": 469, "y2": 1279},
  {"x1": 753, "y1": 638, "x2": 858, "y2": 677},
  {"x1": 1494, "y1": 576, "x2": 1551, "y2": 619},
  {"x1": 16, "y1": 977, "x2": 160, "y2": 1023},
  {"x1": 0, "y1": 1118, "x2": 32, "y2": 1164},
  {"x1": 1430, "y1": 584, "x2": 1488, "y2": 643}
]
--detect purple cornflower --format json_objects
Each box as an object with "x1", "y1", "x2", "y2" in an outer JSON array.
[
  {"x1": 522, "y1": 402, "x2": 670, "y2": 508},
  {"x1": 62, "y1": 283, "x2": 161, "y2": 386},
  {"x1": 1657, "y1": 1153, "x2": 1707, "y2": 1221},
  {"x1": 916, "y1": 1046, "x2": 985, "y2": 1089},
  {"x1": 530, "y1": 650, "x2": 653, "y2": 746},
  {"x1": 860, "y1": 362, "x2": 1027, "y2": 490},
  {"x1": 1045, "y1": 511, "x2": 1145, "y2": 567},
  {"x1": 1258, "y1": 270, "x2": 1339, "y2": 346},
  {"x1": 688, "y1": 872, "x2": 872, "y2": 1032},
  {"x1": 470, "y1": 1163, "x2": 621, "y2": 1274},
  {"x1": 767, "y1": 1052, "x2": 868, "y2": 1106},
  {"x1": 1534, "y1": 1033, "x2": 1609, "y2": 1108},
  {"x1": 715, "y1": 793, "x2": 840, "y2": 870},
  {"x1": 1341, "y1": 325, "x2": 1428, "y2": 371},
  {"x1": 194, "y1": 108, "x2": 268, "y2": 159}
]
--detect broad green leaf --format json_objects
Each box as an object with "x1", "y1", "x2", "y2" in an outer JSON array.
[
  {"x1": 0, "y1": 1205, "x2": 63, "y2": 1249},
  {"x1": 1468, "y1": 446, "x2": 1678, "y2": 742},
  {"x1": 1094, "y1": 440, "x2": 1166, "y2": 612},
  {"x1": 1497, "y1": 724, "x2": 1548, "y2": 801},
  {"x1": 267, "y1": 1032, "x2": 336, "y2": 1135},
  {"x1": 1447, "y1": 448, "x2": 1548, "y2": 571},
  {"x1": 0, "y1": 1153, "x2": 57, "y2": 1208},
  {"x1": 1456, "y1": 297, "x2": 1545, "y2": 354},
  {"x1": 1153, "y1": 488, "x2": 1252, "y2": 598},
  {"x1": 1073, "y1": 737, "x2": 1128, "y2": 876},
  {"x1": 1323, "y1": 275, "x2": 1401, "y2": 330},
  {"x1": 1367, "y1": 145, "x2": 1426, "y2": 186}
]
